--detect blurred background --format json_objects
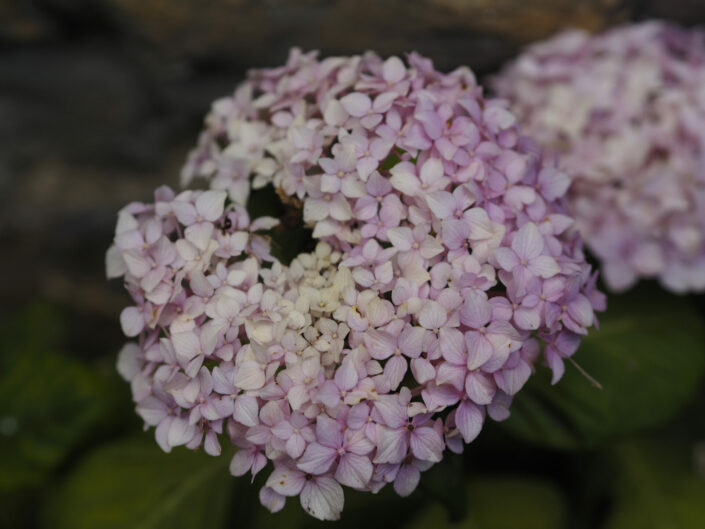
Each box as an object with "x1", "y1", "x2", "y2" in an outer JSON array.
[{"x1": 2, "y1": 1, "x2": 705, "y2": 528}]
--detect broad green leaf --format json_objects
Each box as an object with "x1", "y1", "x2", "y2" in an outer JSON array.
[
  {"x1": 0, "y1": 304, "x2": 117, "y2": 492},
  {"x1": 405, "y1": 476, "x2": 566, "y2": 529},
  {"x1": 606, "y1": 440, "x2": 705, "y2": 529},
  {"x1": 503, "y1": 287, "x2": 705, "y2": 449},
  {"x1": 43, "y1": 437, "x2": 234, "y2": 529},
  {"x1": 421, "y1": 452, "x2": 468, "y2": 521},
  {"x1": 405, "y1": 503, "x2": 449, "y2": 529}
]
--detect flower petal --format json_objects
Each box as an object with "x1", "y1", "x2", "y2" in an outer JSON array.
[{"x1": 300, "y1": 477, "x2": 344, "y2": 521}]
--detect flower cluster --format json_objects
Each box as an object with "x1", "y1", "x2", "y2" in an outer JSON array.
[
  {"x1": 110, "y1": 50, "x2": 604, "y2": 521},
  {"x1": 493, "y1": 21, "x2": 705, "y2": 292}
]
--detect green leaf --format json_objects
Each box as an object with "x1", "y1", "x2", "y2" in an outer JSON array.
[
  {"x1": 502, "y1": 287, "x2": 705, "y2": 449},
  {"x1": 405, "y1": 476, "x2": 566, "y2": 529},
  {"x1": 0, "y1": 304, "x2": 117, "y2": 492},
  {"x1": 43, "y1": 436, "x2": 234, "y2": 529},
  {"x1": 421, "y1": 453, "x2": 468, "y2": 521},
  {"x1": 606, "y1": 440, "x2": 705, "y2": 529}
]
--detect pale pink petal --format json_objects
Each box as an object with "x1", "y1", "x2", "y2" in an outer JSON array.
[
  {"x1": 528, "y1": 255, "x2": 561, "y2": 278},
  {"x1": 229, "y1": 450, "x2": 255, "y2": 477},
  {"x1": 456, "y1": 400, "x2": 484, "y2": 443},
  {"x1": 303, "y1": 198, "x2": 329, "y2": 222},
  {"x1": 390, "y1": 165, "x2": 421, "y2": 196},
  {"x1": 464, "y1": 371, "x2": 496, "y2": 405},
  {"x1": 514, "y1": 306, "x2": 541, "y2": 331},
  {"x1": 439, "y1": 328, "x2": 466, "y2": 364},
  {"x1": 374, "y1": 396, "x2": 408, "y2": 428},
  {"x1": 233, "y1": 395, "x2": 259, "y2": 427},
  {"x1": 233, "y1": 361, "x2": 265, "y2": 390},
  {"x1": 116, "y1": 342, "x2": 141, "y2": 380},
  {"x1": 335, "y1": 453, "x2": 373, "y2": 489},
  {"x1": 195, "y1": 190, "x2": 227, "y2": 222},
  {"x1": 393, "y1": 464, "x2": 420, "y2": 497},
  {"x1": 300, "y1": 477, "x2": 344, "y2": 521},
  {"x1": 567, "y1": 295, "x2": 595, "y2": 328},
  {"x1": 329, "y1": 195, "x2": 353, "y2": 221},
  {"x1": 340, "y1": 92, "x2": 372, "y2": 117},
  {"x1": 383, "y1": 56, "x2": 406, "y2": 84},
  {"x1": 425, "y1": 191, "x2": 454, "y2": 219},
  {"x1": 399, "y1": 326, "x2": 425, "y2": 358},
  {"x1": 288, "y1": 385, "x2": 310, "y2": 410},
  {"x1": 466, "y1": 208, "x2": 496, "y2": 240},
  {"x1": 363, "y1": 329, "x2": 396, "y2": 360},
  {"x1": 167, "y1": 417, "x2": 195, "y2": 447},
  {"x1": 410, "y1": 427, "x2": 443, "y2": 462},
  {"x1": 418, "y1": 300, "x2": 446, "y2": 329},
  {"x1": 387, "y1": 227, "x2": 414, "y2": 252},
  {"x1": 316, "y1": 415, "x2": 343, "y2": 449},
  {"x1": 171, "y1": 331, "x2": 200, "y2": 363},
  {"x1": 266, "y1": 467, "x2": 306, "y2": 496},
  {"x1": 494, "y1": 247, "x2": 519, "y2": 271},
  {"x1": 298, "y1": 442, "x2": 338, "y2": 475},
  {"x1": 136, "y1": 396, "x2": 168, "y2": 425},
  {"x1": 512, "y1": 222, "x2": 544, "y2": 260},
  {"x1": 539, "y1": 167, "x2": 571, "y2": 200},
  {"x1": 286, "y1": 434, "x2": 306, "y2": 459},
  {"x1": 259, "y1": 487, "x2": 286, "y2": 513},
  {"x1": 460, "y1": 293, "x2": 492, "y2": 328},
  {"x1": 120, "y1": 307, "x2": 145, "y2": 337},
  {"x1": 441, "y1": 218, "x2": 469, "y2": 249},
  {"x1": 419, "y1": 158, "x2": 443, "y2": 184},
  {"x1": 411, "y1": 357, "x2": 436, "y2": 384},
  {"x1": 334, "y1": 358, "x2": 359, "y2": 391},
  {"x1": 324, "y1": 99, "x2": 348, "y2": 126},
  {"x1": 122, "y1": 251, "x2": 151, "y2": 278},
  {"x1": 204, "y1": 430, "x2": 221, "y2": 456},
  {"x1": 384, "y1": 355, "x2": 407, "y2": 389},
  {"x1": 373, "y1": 427, "x2": 408, "y2": 464}
]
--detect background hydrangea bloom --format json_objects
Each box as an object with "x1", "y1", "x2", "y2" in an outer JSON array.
[
  {"x1": 109, "y1": 49, "x2": 604, "y2": 520},
  {"x1": 493, "y1": 21, "x2": 705, "y2": 293}
]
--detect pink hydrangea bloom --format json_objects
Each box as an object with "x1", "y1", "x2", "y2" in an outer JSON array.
[
  {"x1": 493, "y1": 21, "x2": 705, "y2": 292},
  {"x1": 110, "y1": 49, "x2": 604, "y2": 521}
]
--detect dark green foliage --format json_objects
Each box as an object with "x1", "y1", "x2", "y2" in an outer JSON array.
[
  {"x1": 503, "y1": 287, "x2": 705, "y2": 450},
  {"x1": 3, "y1": 286, "x2": 705, "y2": 529},
  {"x1": 44, "y1": 438, "x2": 234, "y2": 529}
]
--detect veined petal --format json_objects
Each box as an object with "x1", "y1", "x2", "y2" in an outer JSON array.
[
  {"x1": 512, "y1": 222, "x2": 544, "y2": 259},
  {"x1": 393, "y1": 464, "x2": 420, "y2": 497},
  {"x1": 266, "y1": 467, "x2": 306, "y2": 497},
  {"x1": 439, "y1": 327, "x2": 465, "y2": 364},
  {"x1": 387, "y1": 227, "x2": 414, "y2": 252},
  {"x1": 195, "y1": 190, "x2": 227, "y2": 222},
  {"x1": 373, "y1": 426, "x2": 408, "y2": 464},
  {"x1": 409, "y1": 426, "x2": 443, "y2": 462},
  {"x1": 529, "y1": 255, "x2": 561, "y2": 278},
  {"x1": 456, "y1": 400, "x2": 484, "y2": 443},
  {"x1": 425, "y1": 191, "x2": 454, "y2": 219},
  {"x1": 494, "y1": 247, "x2": 519, "y2": 272},
  {"x1": 465, "y1": 371, "x2": 496, "y2": 405},
  {"x1": 335, "y1": 453, "x2": 373, "y2": 489},
  {"x1": 300, "y1": 477, "x2": 344, "y2": 521},
  {"x1": 233, "y1": 361, "x2": 265, "y2": 391},
  {"x1": 297, "y1": 442, "x2": 338, "y2": 475}
]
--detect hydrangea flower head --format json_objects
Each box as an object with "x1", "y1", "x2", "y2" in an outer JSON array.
[
  {"x1": 493, "y1": 21, "x2": 705, "y2": 292},
  {"x1": 109, "y1": 49, "x2": 604, "y2": 521}
]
